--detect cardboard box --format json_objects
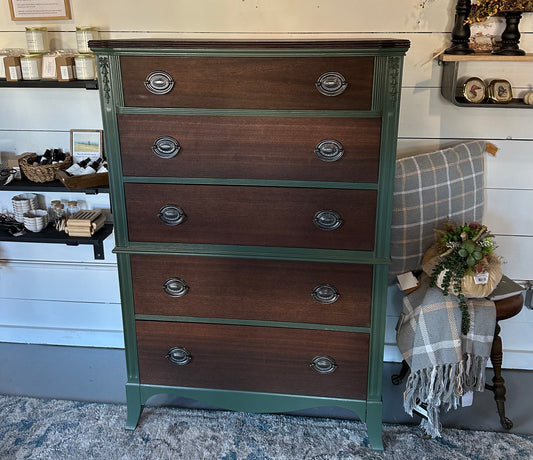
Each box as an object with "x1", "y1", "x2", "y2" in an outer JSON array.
[
  {"x1": 4, "y1": 55, "x2": 22, "y2": 81},
  {"x1": 55, "y1": 55, "x2": 75, "y2": 81}
]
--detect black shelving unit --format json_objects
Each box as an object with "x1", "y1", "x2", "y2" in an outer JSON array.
[
  {"x1": 0, "y1": 223, "x2": 113, "y2": 260},
  {"x1": 0, "y1": 79, "x2": 97, "y2": 89},
  {"x1": 0, "y1": 178, "x2": 109, "y2": 194}
]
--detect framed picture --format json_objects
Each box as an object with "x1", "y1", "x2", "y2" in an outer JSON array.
[
  {"x1": 70, "y1": 129, "x2": 103, "y2": 164},
  {"x1": 8, "y1": 0, "x2": 71, "y2": 20},
  {"x1": 488, "y1": 79, "x2": 513, "y2": 104},
  {"x1": 462, "y1": 77, "x2": 486, "y2": 104}
]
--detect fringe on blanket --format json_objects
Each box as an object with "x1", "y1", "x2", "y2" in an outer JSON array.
[{"x1": 403, "y1": 354, "x2": 488, "y2": 438}]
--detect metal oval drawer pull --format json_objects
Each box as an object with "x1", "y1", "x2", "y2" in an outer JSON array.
[
  {"x1": 153, "y1": 136, "x2": 181, "y2": 159},
  {"x1": 316, "y1": 72, "x2": 347, "y2": 96},
  {"x1": 166, "y1": 347, "x2": 192, "y2": 366},
  {"x1": 313, "y1": 210, "x2": 342, "y2": 231},
  {"x1": 163, "y1": 278, "x2": 189, "y2": 297},
  {"x1": 158, "y1": 205, "x2": 187, "y2": 226},
  {"x1": 310, "y1": 355, "x2": 337, "y2": 374},
  {"x1": 315, "y1": 139, "x2": 344, "y2": 162},
  {"x1": 145, "y1": 71, "x2": 174, "y2": 95},
  {"x1": 312, "y1": 284, "x2": 339, "y2": 304}
]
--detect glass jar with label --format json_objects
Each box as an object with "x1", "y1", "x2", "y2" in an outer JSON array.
[
  {"x1": 74, "y1": 53, "x2": 96, "y2": 80},
  {"x1": 20, "y1": 54, "x2": 42, "y2": 80},
  {"x1": 76, "y1": 27, "x2": 99, "y2": 54},
  {"x1": 25, "y1": 27, "x2": 50, "y2": 54}
]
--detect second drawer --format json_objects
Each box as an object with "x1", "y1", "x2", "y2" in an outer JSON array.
[
  {"x1": 124, "y1": 183, "x2": 377, "y2": 250},
  {"x1": 130, "y1": 254, "x2": 373, "y2": 327}
]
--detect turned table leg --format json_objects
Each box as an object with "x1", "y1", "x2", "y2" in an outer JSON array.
[{"x1": 485, "y1": 322, "x2": 513, "y2": 430}]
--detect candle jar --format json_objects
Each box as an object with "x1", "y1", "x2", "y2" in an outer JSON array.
[
  {"x1": 74, "y1": 53, "x2": 96, "y2": 80},
  {"x1": 76, "y1": 27, "x2": 99, "y2": 54},
  {"x1": 20, "y1": 54, "x2": 42, "y2": 80},
  {"x1": 25, "y1": 27, "x2": 50, "y2": 54}
]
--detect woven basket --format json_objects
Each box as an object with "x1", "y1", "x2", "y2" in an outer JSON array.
[{"x1": 19, "y1": 153, "x2": 73, "y2": 183}]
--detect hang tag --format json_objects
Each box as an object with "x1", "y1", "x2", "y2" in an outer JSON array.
[
  {"x1": 474, "y1": 271, "x2": 489, "y2": 285},
  {"x1": 462, "y1": 391, "x2": 474, "y2": 407}
]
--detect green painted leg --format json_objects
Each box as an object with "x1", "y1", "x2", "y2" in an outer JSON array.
[
  {"x1": 125, "y1": 384, "x2": 143, "y2": 430},
  {"x1": 366, "y1": 401, "x2": 384, "y2": 451}
]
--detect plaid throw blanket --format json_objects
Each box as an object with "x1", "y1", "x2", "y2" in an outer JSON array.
[{"x1": 396, "y1": 275, "x2": 496, "y2": 437}]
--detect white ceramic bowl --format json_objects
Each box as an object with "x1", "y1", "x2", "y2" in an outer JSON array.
[{"x1": 23, "y1": 209, "x2": 49, "y2": 232}]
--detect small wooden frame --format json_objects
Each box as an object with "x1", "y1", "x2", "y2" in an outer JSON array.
[
  {"x1": 70, "y1": 129, "x2": 103, "y2": 164},
  {"x1": 8, "y1": 0, "x2": 71, "y2": 20}
]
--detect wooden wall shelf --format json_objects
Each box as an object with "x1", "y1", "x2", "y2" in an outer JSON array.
[{"x1": 439, "y1": 54, "x2": 533, "y2": 108}]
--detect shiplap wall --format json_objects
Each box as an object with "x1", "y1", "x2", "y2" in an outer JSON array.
[{"x1": 0, "y1": 0, "x2": 531, "y2": 368}]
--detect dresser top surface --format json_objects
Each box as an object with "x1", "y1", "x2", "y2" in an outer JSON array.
[{"x1": 89, "y1": 38, "x2": 410, "y2": 51}]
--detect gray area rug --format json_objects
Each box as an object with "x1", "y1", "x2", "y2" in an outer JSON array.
[{"x1": 1, "y1": 395, "x2": 532, "y2": 460}]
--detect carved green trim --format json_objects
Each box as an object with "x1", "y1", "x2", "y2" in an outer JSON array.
[
  {"x1": 97, "y1": 56, "x2": 111, "y2": 105},
  {"x1": 113, "y1": 242, "x2": 391, "y2": 265},
  {"x1": 134, "y1": 315, "x2": 371, "y2": 334},
  {"x1": 122, "y1": 176, "x2": 378, "y2": 190},
  {"x1": 138, "y1": 384, "x2": 367, "y2": 419},
  {"x1": 117, "y1": 107, "x2": 381, "y2": 118},
  {"x1": 116, "y1": 253, "x2": 140, "y2": 382}
]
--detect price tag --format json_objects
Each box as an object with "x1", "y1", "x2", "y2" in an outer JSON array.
[
  {"x1": 474, "y1": 271, "x2": 489, "y2": 285},
  {"x1": 462, "y1": 391, "x2": 474, "y2": 407}
]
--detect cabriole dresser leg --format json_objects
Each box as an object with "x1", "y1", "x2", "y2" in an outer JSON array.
[
  {"x1": 366, "y1": 401, "x2": 384, "y2": 450},
  {"x1": 125, "y1": 384, "x2": 143, "y2": 430}
]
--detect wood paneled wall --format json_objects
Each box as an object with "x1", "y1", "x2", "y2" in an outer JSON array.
[{"x1": 0, "y1": 0, "x2": 531, "y2": 368}]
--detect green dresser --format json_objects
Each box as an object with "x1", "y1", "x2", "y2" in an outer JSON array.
[{"x1": 90, "y1": 39, "x2": 409, "y2": 450}]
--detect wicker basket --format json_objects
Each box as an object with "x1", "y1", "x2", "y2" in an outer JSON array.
[{"x1": 19, "y1": 153, "x2": 73, "y2": 183}]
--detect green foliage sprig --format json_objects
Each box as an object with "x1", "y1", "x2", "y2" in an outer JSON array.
[{"x1": 429, "y1": 221, "x2": 495, "y2": 335}]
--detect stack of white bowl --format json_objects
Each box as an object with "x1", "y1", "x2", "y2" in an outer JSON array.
[
  {"x1": 23, "y1": 209, "x2": 49, "y2": 232},
  {"x1": 12, "y1": 193, "x2": 38, "y2": 223}
]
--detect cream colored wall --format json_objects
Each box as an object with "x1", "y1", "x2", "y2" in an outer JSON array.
[{"x1": 0, "y1": 0, "x2": 532, "y2": 367}]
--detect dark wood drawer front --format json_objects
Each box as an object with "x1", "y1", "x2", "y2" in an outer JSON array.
[
  {"x1": 120, "y1": 56, "x2": 374, "y2": 110},
  {"x1": 130, "y1": 254, "x2": 373, "y2": 327},
  {"x1": 118, "y1": 114, "x2": 381, "y2": 182},
  {"x1": 124, "y1": 183, "x2": 376, "y2": 250},
  {"x1": 136, "y1": 321, "x2": 369, "y2": 399}
]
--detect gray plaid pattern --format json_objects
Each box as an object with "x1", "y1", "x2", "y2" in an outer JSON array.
[
  {"x1": 396, "y1": 275, "x2": 496, "y2": 437},
  {"x1": 389, "y1": 141, "x2": 486, "y2": 282}
]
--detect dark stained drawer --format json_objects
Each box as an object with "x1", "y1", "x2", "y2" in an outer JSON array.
[
  {"x1": 124, "y1": 183, "x2": 376, "y2": 250},
  {"x1": 136, "y1": 321, "x2": 369, "y2": 399},
  {"x1": 130, "y1": 254, "x2": 373, "y2": 327},
  {"x1": 120, "y1": 56, "x2": 374, "y2": 110},
  {"x1": 117, "y1": 114, "x2": 381, "y2": 183}
]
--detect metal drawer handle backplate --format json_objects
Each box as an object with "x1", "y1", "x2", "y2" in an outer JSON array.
[
  {"x1": 316, "y1": 72, "x2": 347, "y2": 96},
  {"x1": 163, "y1": 278, "x2": 189, "y2": 297},
  {"x1": 145, "y1": 71, "x2": 174, "y2": 95},
  {"x1": 315, "y1": 139, "x2": 344, "y2": 162},
  {"x1": 153, "y1": 136, "x2": 181, "y2": 159},
  {"x1": 166, "y1": 347, "x2": 192, "y2": 366},
  {"x1": 313, "y1": 210, "x2": 342, "y2": 231},
  {"x1": 158, "y1": 205, "x2": 187, "y2": 226},
  {"x1": 312, "y1": 284, "x2": 339, "y2": 304},
  {"x1": 310, "y1": 355, "x2": 337, "y2": 374}
]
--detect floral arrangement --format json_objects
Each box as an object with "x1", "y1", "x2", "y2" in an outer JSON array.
[
  {"x1": 468, "y1": 0, "x2": 533, "y2": 23},
  {"x1": 429, "y1": 221, "x2": 495, "y2": 334}
]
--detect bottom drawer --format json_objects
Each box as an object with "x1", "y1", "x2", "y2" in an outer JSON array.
[{"x1": 136, "y1": 321, "x2": 369, "y2": 399}]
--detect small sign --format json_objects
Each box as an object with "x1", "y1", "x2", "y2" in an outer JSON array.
[{"x1": 8, "y1": 0, "x2": 71, "y2": 21}]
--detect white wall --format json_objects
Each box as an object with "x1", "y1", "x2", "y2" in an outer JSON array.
[{"x1": 0, "y1": 0, "x2": 531, "y2": 368}]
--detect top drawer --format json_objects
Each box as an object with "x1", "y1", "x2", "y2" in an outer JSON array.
[{"x1": 120, "y1": 56, "x2": 374, "y2": 110}]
